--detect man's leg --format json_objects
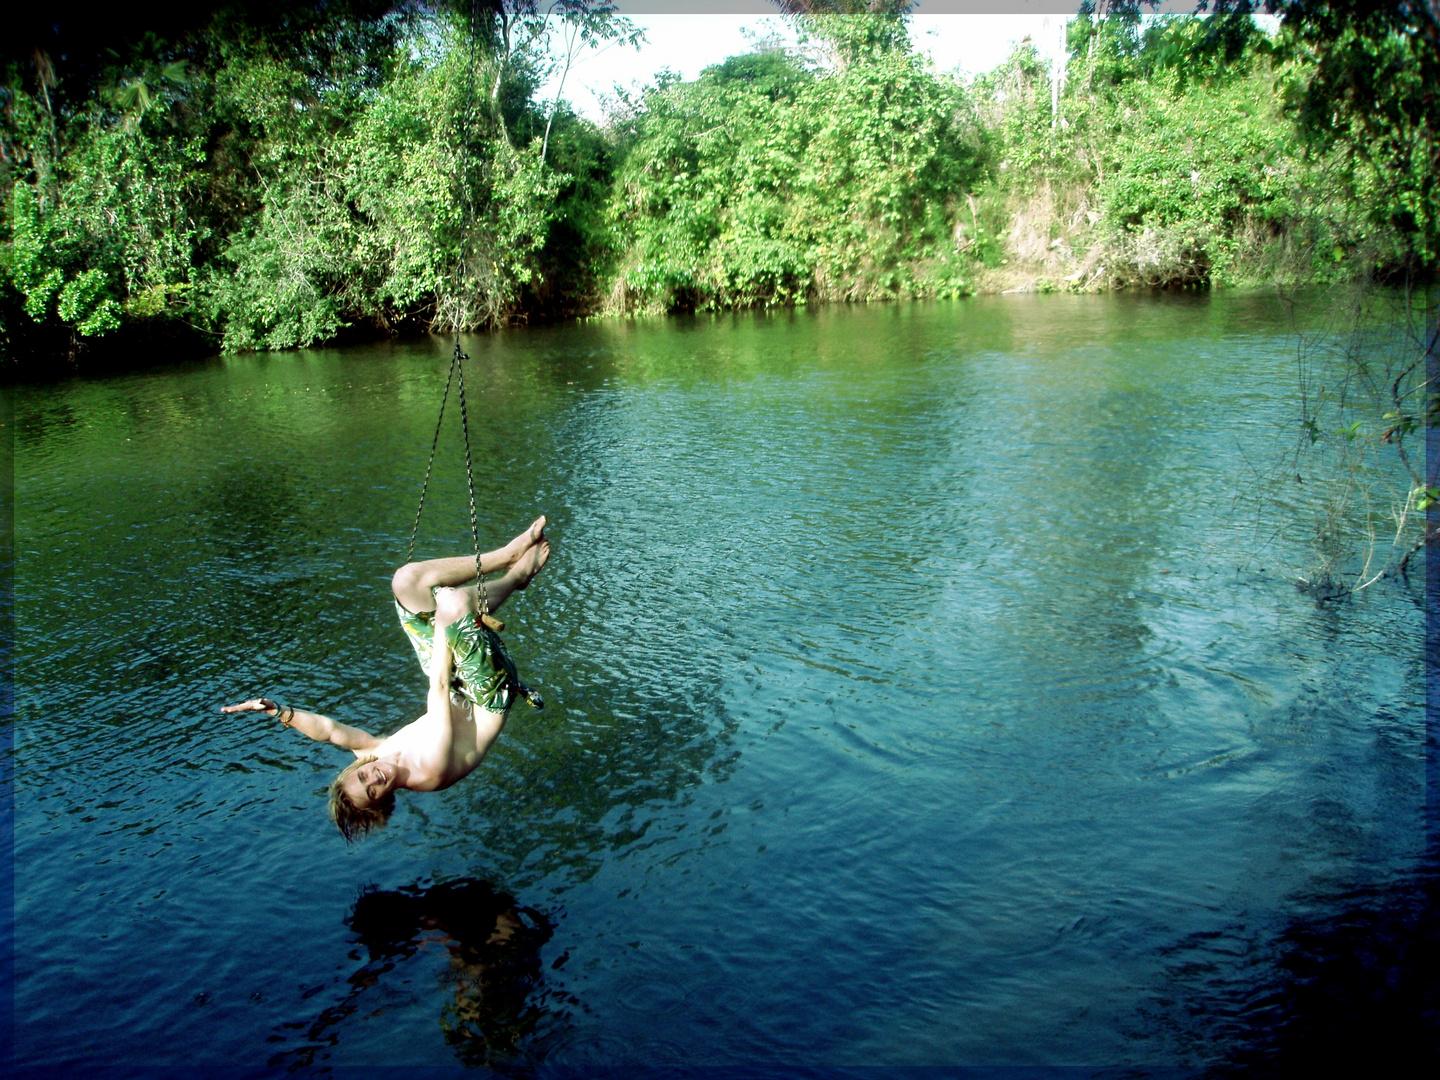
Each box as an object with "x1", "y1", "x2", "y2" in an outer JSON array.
[
  {"x1": 478, "y1": 538, "x2": 550, "y2": 614},
  {"x1": 434, "y1": 536, "x2": 551, "y2": 617},
  {"x1": 392, "y1": 516, "x2": 545, "y2": 612}
]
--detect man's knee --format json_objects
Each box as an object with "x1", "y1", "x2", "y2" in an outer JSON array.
[
  {"x1": 392, "y1": 563, "x2": 426, "y2": 597},
  {"x1": 433, "y1": 585, "x2": 474, "y2": 624}
]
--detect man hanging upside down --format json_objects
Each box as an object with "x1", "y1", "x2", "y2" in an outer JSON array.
[{"x1": 222, "y1": 517, "x2": 551, "y2": 842}]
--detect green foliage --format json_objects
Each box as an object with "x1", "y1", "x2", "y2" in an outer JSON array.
[
  {"x1": 791, "y1": 11, "x2": 913, "y2": 67},
  {"x1": 1068, "y1": 10, "x2": 1273, "y2": 88},
  {"x1": 1087, "y1": 65, "x2": 1310, "y2": 283},
  {"x1": 1, "y1": 4, "x2": 1432, "y2": 367},
  {"x1": 4, "y1": 182, "x2": 66, "y2": 322},
  {"x1": 57, "y1": 269, "x2": 122, "y2": 336},
  {"x1": 201, "y1": 27, "x2": 561, "y2": 351},
  {"x1": 609, "y1": 35, "x2": 982, "y2": 312},
  {"x1": 1, "y1": 84, "x2": 203, "y2": 345},
  {"x1": 528, "y1": 104, "x2": 624, "y2": 316},
  {"x1": 1, "y1": 1, "x2": 618, "y2": 363},
  {"x1": 1272, "y1": 0, "x2": 1439, "y2": 269},
  {"x1": 973, "y1": 43, "x2": 1053, "y2": 180},
  {"x1": 970, "y1": 10, "x2": 1427, "y2": 290}
]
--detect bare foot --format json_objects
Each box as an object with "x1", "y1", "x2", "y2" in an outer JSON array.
[
  {"x1": 509, "y1": 538, "x2": 550, "y2": 589},
  {"x1": 497, "y1": 515, "x2": 547, "y2": 569}
]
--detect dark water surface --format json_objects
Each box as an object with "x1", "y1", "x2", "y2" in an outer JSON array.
[{"x1": 8, "y1": 294, "x2": 1428, "y2": 1070}]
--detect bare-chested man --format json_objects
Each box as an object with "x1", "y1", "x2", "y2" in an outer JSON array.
[{"x1": 222, "y1": 517, "x2": 551, "y2": 841}]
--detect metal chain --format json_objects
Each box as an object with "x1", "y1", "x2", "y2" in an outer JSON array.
[
  {"x1": 407, "y1": 0, "x2": 490, "y2": 622},
  {"x1": 405, "y1": 347, "x2": 459, "y2": 564},
  {"x1": 454, "y1": 341, "x2": 489, "y2": 618},
  {"x1": 454, "y1": 0, "x2": 488, "y2": 618}
]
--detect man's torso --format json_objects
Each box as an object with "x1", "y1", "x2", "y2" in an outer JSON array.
[{"x1": 376, "y1": 697, "x2": 504, "y2": 791}]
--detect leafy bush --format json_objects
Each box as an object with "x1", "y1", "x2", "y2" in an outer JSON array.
[
  {"x1": 967, "y1": 11, "x2": 1427, "y2": 291},
  {"x1": 1, "y1": 2, "x2": 604, "y2": 364},
  {"x1": 1, "y1": 5, "x2": 1432, "y2": 367},
  {"x1": 608, "y1": 31, "x2": 983, "y2": 312}
]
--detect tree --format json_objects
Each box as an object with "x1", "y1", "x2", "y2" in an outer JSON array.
[
  {"x1": 607, "y1": 20, "x2": 980, "y2": 312},
  {"x1": 538, "y1": 1, "x2": 642, "y2": 168},
  {"x1": 1266, "y1": 0, "x2": 1439, "y2": 269}
]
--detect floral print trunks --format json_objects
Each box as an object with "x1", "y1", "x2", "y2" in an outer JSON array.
[{"x1": 394, "y1": 599, "x2": 542, "y2": 714}]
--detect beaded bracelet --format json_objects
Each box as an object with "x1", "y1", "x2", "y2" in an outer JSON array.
[{"x1": 259, "y1": 698, "x2": 293, "y2": 726}]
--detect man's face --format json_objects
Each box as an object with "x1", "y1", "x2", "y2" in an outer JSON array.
[{"x1": 344, "y1": 760, "x2": 394, "y2": 808}]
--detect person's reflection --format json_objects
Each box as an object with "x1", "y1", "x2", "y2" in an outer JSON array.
[{"x1": 270, "y1": 879, "x2": 561, "y2": 1069}]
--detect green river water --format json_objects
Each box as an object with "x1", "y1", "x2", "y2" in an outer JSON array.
[{"x1": 8, "y1": 291, "x2": 1429, "y2": 1069}]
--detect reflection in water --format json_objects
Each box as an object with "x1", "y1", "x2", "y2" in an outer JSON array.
[{"x1": 269, "y1": 879, "x2": 563, "y2": 1070}]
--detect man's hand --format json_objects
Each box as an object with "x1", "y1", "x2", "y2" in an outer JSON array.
[
  {"x1": 221, "y1": 698, "x2": 279, "y2": 715},
  {"x1": 222, "y1": 697, "x2": 383, "y2": 753}
]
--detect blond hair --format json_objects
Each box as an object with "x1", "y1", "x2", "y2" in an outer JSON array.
[{"x1": 327, "y1": 756, "x2": 395, "y2": 842}]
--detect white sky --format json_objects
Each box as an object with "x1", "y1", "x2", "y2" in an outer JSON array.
[{"x1": 536, "y1": 3, "x2": 1281, "y2": 124}]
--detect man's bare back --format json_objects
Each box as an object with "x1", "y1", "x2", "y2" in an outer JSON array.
[{"x1": 222, "y1": 517, "x2": 551, "y2": 840}]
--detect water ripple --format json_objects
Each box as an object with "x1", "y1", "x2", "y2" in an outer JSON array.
[{"x1": 11, "y1": 295, "x2": 1427, "y2": 1068}]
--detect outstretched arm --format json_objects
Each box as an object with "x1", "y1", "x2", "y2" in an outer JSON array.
[{"x1": 220, "y1": 698, "x2": 384, "y2": 754}]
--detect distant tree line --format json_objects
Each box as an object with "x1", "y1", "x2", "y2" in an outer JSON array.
[{"x1": 1, "y1": 0, "x2": 1433, "y2": 368}]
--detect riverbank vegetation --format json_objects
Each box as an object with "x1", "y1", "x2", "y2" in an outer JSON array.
[
  {"x1": 2, "y1": 1, "x2": 1435, "y2": 367},
  {"x1": 967, "y1": 6, "x2": 1435, "y2": 296}
]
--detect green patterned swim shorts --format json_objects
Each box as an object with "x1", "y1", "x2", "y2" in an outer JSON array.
[{"x1": 394, "y1": 599, "x2": 540, "y2": 714}]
